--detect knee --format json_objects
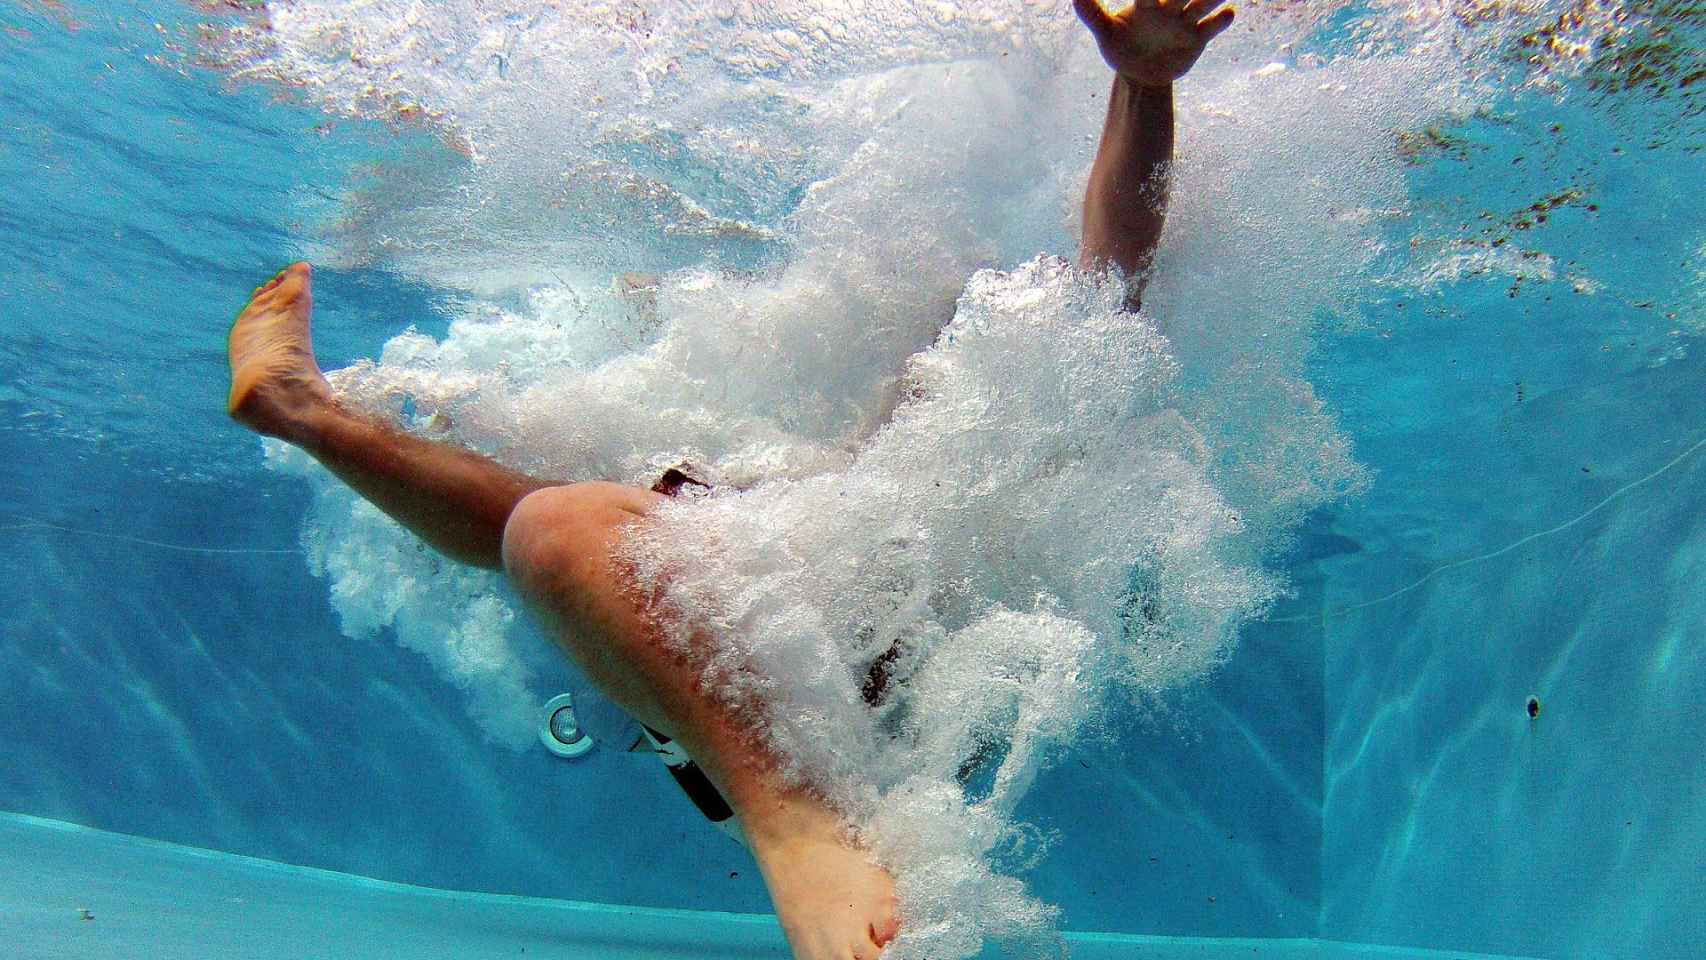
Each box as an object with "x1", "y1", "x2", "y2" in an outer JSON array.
[
  {"x1": 502, "y1": 485, "x2": 590, "y2": 580},
  {"x1": 501, "y1": 482, "x2": 643, "y2": 583}
]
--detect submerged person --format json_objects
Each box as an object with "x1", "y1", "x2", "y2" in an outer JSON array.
[{"x1": 223, "y1": 4, "x2": 1233, "y2": 958}]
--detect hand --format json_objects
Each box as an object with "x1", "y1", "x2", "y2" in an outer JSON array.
[{"x1": 1074, "y1": 0, "x2": 1235, "y2": 87}]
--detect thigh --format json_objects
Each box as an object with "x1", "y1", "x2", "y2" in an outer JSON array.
[
  {"x1": 500, "y1": 482, "x2": 679, "y2": 733},
  {"x1": 501, "y1": 481, "x2": 661, "y2": 576}
]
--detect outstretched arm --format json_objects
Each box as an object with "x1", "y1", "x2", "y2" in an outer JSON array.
[{"x1": 1075, "y1": 0, "x2": 1234, "y2": 306}]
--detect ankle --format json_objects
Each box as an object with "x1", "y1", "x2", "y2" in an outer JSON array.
[
  {"x1": 239, "y1": 392, "x2": 339, "y2": 450},
  {"x1": 739, "y1": 791, "x2": 852, "y2": 854}
]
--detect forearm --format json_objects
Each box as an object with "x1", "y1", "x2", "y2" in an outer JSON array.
[{"x1": 1079, "y1": 76, "x2": 1175, "y2": 297}]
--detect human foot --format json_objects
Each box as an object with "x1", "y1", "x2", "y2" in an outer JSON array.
[
  {"x1": 227, "y1": 263, "x2": 334, "y2": 443},
  {"x1": 748, "y1": 799, "x2": 900, "y2": 960}
]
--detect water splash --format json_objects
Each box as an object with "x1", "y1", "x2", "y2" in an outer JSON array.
[{"x1": 201, "y1": 0, "x2": 1627, "y2": 953}]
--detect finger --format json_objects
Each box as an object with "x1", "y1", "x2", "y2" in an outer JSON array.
[
  {"x1": 1181, "y1": 0, "x2": 1229, "y2": 20},
  {"x1": 1072, "y1": 0, "x2": 1117, "y2": 39},
  {"x1": 1196, "y1": 7, "x2": 1234, "y2": 40}
]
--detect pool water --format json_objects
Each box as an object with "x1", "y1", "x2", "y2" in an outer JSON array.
[{"x1": 2, "y1": 1, "x2": 1703, "y2": 958}]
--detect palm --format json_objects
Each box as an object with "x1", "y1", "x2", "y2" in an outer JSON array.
[{"x1": 1074, "y1": 0, "x2": 1234, "y2": 86}]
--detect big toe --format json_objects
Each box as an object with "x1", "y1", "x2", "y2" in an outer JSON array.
[
  {"x1": 869, "y1": 902, "x2": 899, "y2": 948},
  {"x1": 253, "y1": 262, "x2": 311, "y2": 301},
  {"x1": 852, "y1": 894, "x2": 898, "y2": 959},
  {"x1": 271, "y1": 262, "x2": 312, "y2": 298}
]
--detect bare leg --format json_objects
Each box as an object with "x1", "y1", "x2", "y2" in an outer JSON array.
[
  {"x1": 503, "y1": 488, "x2": 901, "y2": 960},
  {"x1": 228, "y1": 264, "x2": 900, "y2": 959},
  {"x1": 228, "y1": 263, "x2": 548, "y2": 569}
]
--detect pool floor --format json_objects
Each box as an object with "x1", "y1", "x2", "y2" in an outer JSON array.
[{"x1": 0, "y1": 813, "x2": 1544, "y2": 960}]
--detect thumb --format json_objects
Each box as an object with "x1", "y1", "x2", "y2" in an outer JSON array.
[{"x1": 1073, "y1": 0, "x2": 1117, "y2": 41}]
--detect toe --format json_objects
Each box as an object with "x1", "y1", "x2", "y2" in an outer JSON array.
[
  {"x1": 855, "y1": 909, "x2": 898, "y2": 960},
  {"x1": 870, "y1": 901, "x2": 899, "y2": 947},
  {"x1": 257, "y1": 268, "x2": 288, "y2": 295},
  {"x1": 272, "y1": 262, "x2": 313, "y2": 301},
  {"x1": 257, "y1": 263, "x2": 310, "y2": 297}
]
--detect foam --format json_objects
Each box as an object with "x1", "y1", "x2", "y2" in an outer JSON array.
[
  {"x1": 216, "y1": 0, "x2": 1594, "y2": 954},
  {"x1": 267, "y1": 440, "x2": 550, "y2": 749}
]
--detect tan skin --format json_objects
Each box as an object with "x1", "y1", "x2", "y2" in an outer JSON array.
[
  {"x1": 224, "y1": 8, "x2": 1230, "y2": 959},
  {"x1": 1078, "y1": 0, "x2": 1234, "y2": 305}
]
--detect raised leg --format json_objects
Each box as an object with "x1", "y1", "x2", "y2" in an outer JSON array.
[
  {"x1": 228, "y1": 264, "x2": 901, "y2": 959},
  {"x1": 227, "y1": 263, "x2": 549, "y2": 569}
]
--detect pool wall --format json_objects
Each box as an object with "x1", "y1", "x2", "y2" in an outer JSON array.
[
  {"x1": 1299, "y1": 270, "x2": 1706, "y2": 960},
  {"x1": 3, "y1": 811, "x2": 1542, "y2": 960}
]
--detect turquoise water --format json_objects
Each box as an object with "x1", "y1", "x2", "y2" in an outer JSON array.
[
  {"x1": 2, "y1": 812, "x2": 1549, "y2": 960},
  {"x1": 2, "y1": 811, "x2": 1547, "y2": 960},
  {"x1": 2, "y1": 1, "x2": 1703, "y2": 958}
]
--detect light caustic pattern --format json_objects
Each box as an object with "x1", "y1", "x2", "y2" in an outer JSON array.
[{"x1": 217, "y1": 1, "x2": 1610, "y2": 954}]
